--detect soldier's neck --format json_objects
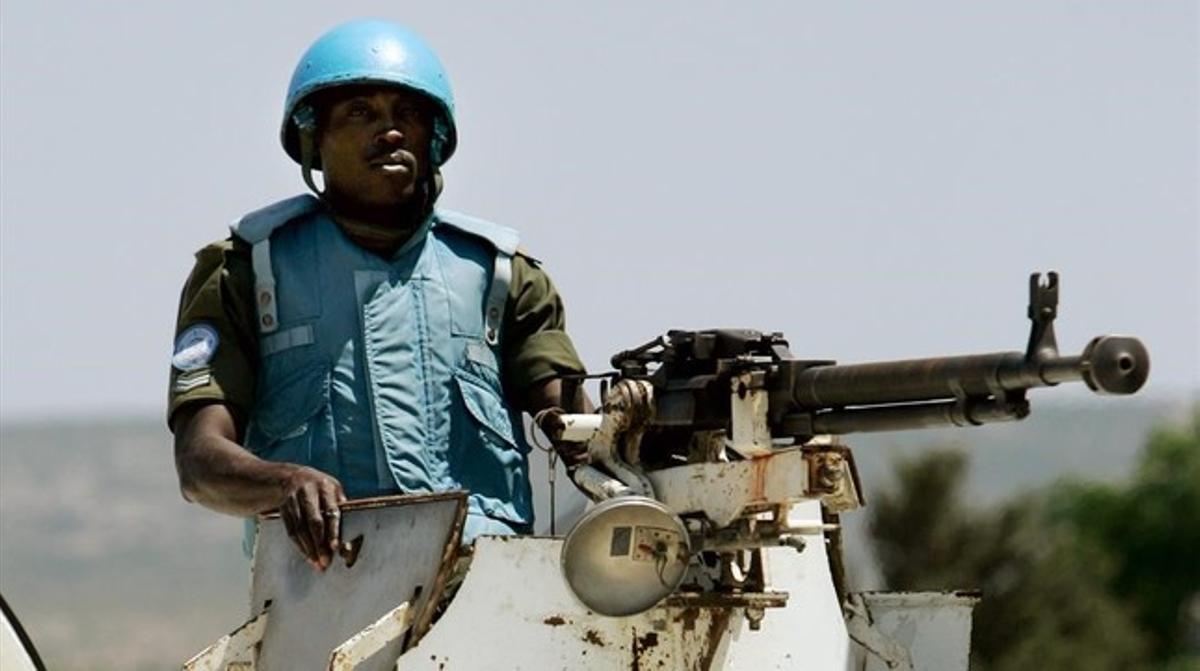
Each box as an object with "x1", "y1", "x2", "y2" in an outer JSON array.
[
  {"x1": 324, "y1": 196, "x2": 431, "y2": 258},
  {"x1": 333, "y1": 215, "x2": 420, "y2": 256}
]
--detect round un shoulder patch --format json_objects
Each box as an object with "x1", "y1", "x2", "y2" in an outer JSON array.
[{"x1": 172, "y1": 323, "x2": 219, "y2": 372}]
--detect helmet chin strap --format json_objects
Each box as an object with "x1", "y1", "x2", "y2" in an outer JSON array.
[{"x1": 293, "y1": 105, "x2": 324, "y2": 197}]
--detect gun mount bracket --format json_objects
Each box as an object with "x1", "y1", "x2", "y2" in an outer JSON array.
[{"x1": 662, "y1": 591, "x2": 789, "y2": 611}]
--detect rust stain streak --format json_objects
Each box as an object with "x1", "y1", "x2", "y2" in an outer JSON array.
[
  {"x1": 637, "y1": 631, "x2": 660, "y2": 649},
  {"x1": 750, "y1": 456, "x2": 768, "y2": 503},
  {"x1": 583, "y1": 629, "x2": 605, "y2": 647},
  {"x1": 673, "y1": 606, "x2": 701, "y2": 632},
  {"x1": 696, "y1": 609, "x2": 732, "y2": 671}
]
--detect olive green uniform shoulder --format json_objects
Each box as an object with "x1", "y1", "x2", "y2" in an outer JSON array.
[
  {"x1": 167, "y1": 237, "x2": 257, "y2": 428},
  {"x1": 168, "y1": 232, "x2": 585, "y2": 428},
  {"x1": 515, "y1": 245, "x2": 541, "y2": 266}
]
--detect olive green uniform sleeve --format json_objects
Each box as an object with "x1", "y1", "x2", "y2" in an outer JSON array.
[
  {"x1": 166, "y1": 238, "x2": 259, "y2": 429},
  {"x1": 501, "y1": 253, "x2": 587, "y2": 407}
]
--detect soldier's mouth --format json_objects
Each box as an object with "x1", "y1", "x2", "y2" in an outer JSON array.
[{"x1": 368, "y1": 150, "x2": 415, "y2": 173}]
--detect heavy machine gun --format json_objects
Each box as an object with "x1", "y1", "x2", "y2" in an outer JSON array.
[
  {"x1": 605, "y1": 271, "x2": 1145, "y2": 442},
  {"x1": 544, "y1": 272, "x2": 1148, "y2": 619}
]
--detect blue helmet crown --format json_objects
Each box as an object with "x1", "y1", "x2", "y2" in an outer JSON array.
[{"x1": 281, "y1": 20, "x2": 457, "y2": 165}]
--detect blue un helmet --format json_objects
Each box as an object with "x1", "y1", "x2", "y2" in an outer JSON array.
[{"x1": 281, "y1": 20, "x2": 457, "y2": 192}]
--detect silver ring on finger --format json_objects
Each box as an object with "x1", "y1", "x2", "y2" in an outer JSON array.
[{"x1": 322, "y1": 509, "x2": 341, "y2": 518}]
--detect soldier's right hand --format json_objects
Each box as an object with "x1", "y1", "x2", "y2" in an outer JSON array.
[{"x1": 279, "y1": 466, "x2": 347, "y2": 571}]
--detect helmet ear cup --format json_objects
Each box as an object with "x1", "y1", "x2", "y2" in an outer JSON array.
[
  {"x1": 281, "y1": 20, "x2": 458, "y2": 166},
  {"x1": 430, "y1": 116, "x2": 451, "y2": 166},
  {"x1": 290, "y1": 104, "x2": 320, "y2": 168},
  {"x1": 293, "y1": 105, "x2": 324, "y2": 197}
]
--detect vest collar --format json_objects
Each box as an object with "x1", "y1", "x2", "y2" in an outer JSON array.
[{"x1": 389, "y1": 212, "x2": 435, "y2": 261}]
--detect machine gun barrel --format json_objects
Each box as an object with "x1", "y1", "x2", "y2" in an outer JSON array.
[
  {"x1": 602, "y1": 273, "x2": 1150, "y2": 440},
  {"x1": 793, "y1": 335, "x2": 1148, "y2": 408},
  {"x1": 790, "y1": 334, "x2": 1148, "y2": 435}
]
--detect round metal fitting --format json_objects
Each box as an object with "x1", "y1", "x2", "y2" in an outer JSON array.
[
  {"x1": 1081, "y1": 335, "x2": 1149, "y2": 395},
  {"x1": 560, "y1": 496, "x2": 691, "y2": 617}
]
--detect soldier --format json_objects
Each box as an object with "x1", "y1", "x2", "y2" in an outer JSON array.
[{"x1": 168, "y1": 20, "x2": 586, "y2": 571}]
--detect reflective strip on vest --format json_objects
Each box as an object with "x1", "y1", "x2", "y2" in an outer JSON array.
[{"x1": 251, "y1": 239, "x2": 279, "y2": 334}]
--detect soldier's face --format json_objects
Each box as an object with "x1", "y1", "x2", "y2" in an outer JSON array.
[{"x1": 317, "y1": 86, "x2": 434, "y2": 209}]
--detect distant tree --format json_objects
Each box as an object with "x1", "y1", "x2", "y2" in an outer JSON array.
[
  {"x1": 1048, "y1": 407, "x2": 1200, "y2": 666},
  {"x1": 869, "y1": 447, "x2": 1148, "y2": 670},
  {"x1": 869, "y1": 447, "x2": 975, "y2": 591}
]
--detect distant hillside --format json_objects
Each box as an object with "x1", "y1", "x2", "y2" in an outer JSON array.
[
  {"x1": 0, "y1": 419, "x2": 248, "y2": 671},
  {"x1": 0, "y1": 396, "x2": 1190, "y2": 669}
]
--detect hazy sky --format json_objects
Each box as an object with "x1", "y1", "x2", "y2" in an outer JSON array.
[{"x1": 1, "y1": 1, "x2": 1196, "y2": 420}]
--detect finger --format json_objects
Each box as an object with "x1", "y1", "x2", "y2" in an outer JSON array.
[
  {"x1": 320, "y1": 486, "x2": 342, "y2": 561},
  {"x1": 282, "y1": 497, "x2": 314, "y2": 560},
  {"x1": 281, "y1": 504, "x2": 297, "y2": 541},
  {"x1": 298, "y1": 484, "x2": 327, "y2": 568}
]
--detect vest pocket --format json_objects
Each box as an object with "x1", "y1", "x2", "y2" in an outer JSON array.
[
  {"x1": 246, "y1": 362, "x2": 331, "y2": 467},
  {"x1": 452, "y1": 371, "x2": 533, "y2": 527},
  {"x1": 454, "y1": 371, "x2": 521, "y2": 450}
]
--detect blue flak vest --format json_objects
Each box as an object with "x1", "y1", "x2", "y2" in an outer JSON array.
[{"x1": 231, "y1": 195, "x2": 534, "y2": 549}]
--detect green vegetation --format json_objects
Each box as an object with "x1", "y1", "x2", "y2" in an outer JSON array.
[{"x1": 869, "y1": 407, "x2": 1200, "y2": 670}]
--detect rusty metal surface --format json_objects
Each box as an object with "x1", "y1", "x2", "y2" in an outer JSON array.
[
  {"x1": 845, "y1": 594, "x2": 913, "y2": 671},
  {"x1": 802, "y1": 443, "x2": 864, "y2": 513},
  {"x1": 849, "y1": 591, "x2": 980, "y2": 671},
  {"x1": 250, "y1": 493, "x2": 466, "y2": 671},
  {"x1": 662, "y1": 591, "x2": 789, "y2": 610},
  {"x1": 402, "y1": 536, "x2": 749, "y2": 669},
  {"x1": 646, "y1": 448, "x2": 809, "y2": 527},
  {"x1": 726, "y1": 371, "x2": 773, "y2": 457},
  {"x1": 256, "y1": 491, "x2": 468, "y2": 519},
  {"x1": 326, "y1": 602, "x2": 412, "y2": 671},
  {"x1": 181, "y1": 608, "x2": 268, "y2": 671},
  {"x1": 408, "y1": 495, "x2": 467, "y2": 646},
  {"x1": 401, "y1": 501, "x2": 852, "y2": 670}
]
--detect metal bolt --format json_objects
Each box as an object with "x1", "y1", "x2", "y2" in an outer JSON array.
[
  {"x1": 781, "y1": 535, "x2": 807, "y2": 553},
  {"x1": 745, "y1": 607, "x2": 765, "y2": 631}
]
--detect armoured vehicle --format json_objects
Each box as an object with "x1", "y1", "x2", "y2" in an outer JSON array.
[{"x1": 183, "y1": 272, "x2": 1149, "y2": 670}]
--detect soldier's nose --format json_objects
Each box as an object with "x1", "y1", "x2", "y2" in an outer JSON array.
[{"x1": 379, "y1": 128, "x2": 405, "y2": 146}]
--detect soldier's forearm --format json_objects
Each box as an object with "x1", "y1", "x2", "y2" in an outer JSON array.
[
  {"x1": 173, "y1": 403, "x2": 294, "y2": 516},
  {"x1": 178, "y1": 436, "x2": 297, "y2": 516}
]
